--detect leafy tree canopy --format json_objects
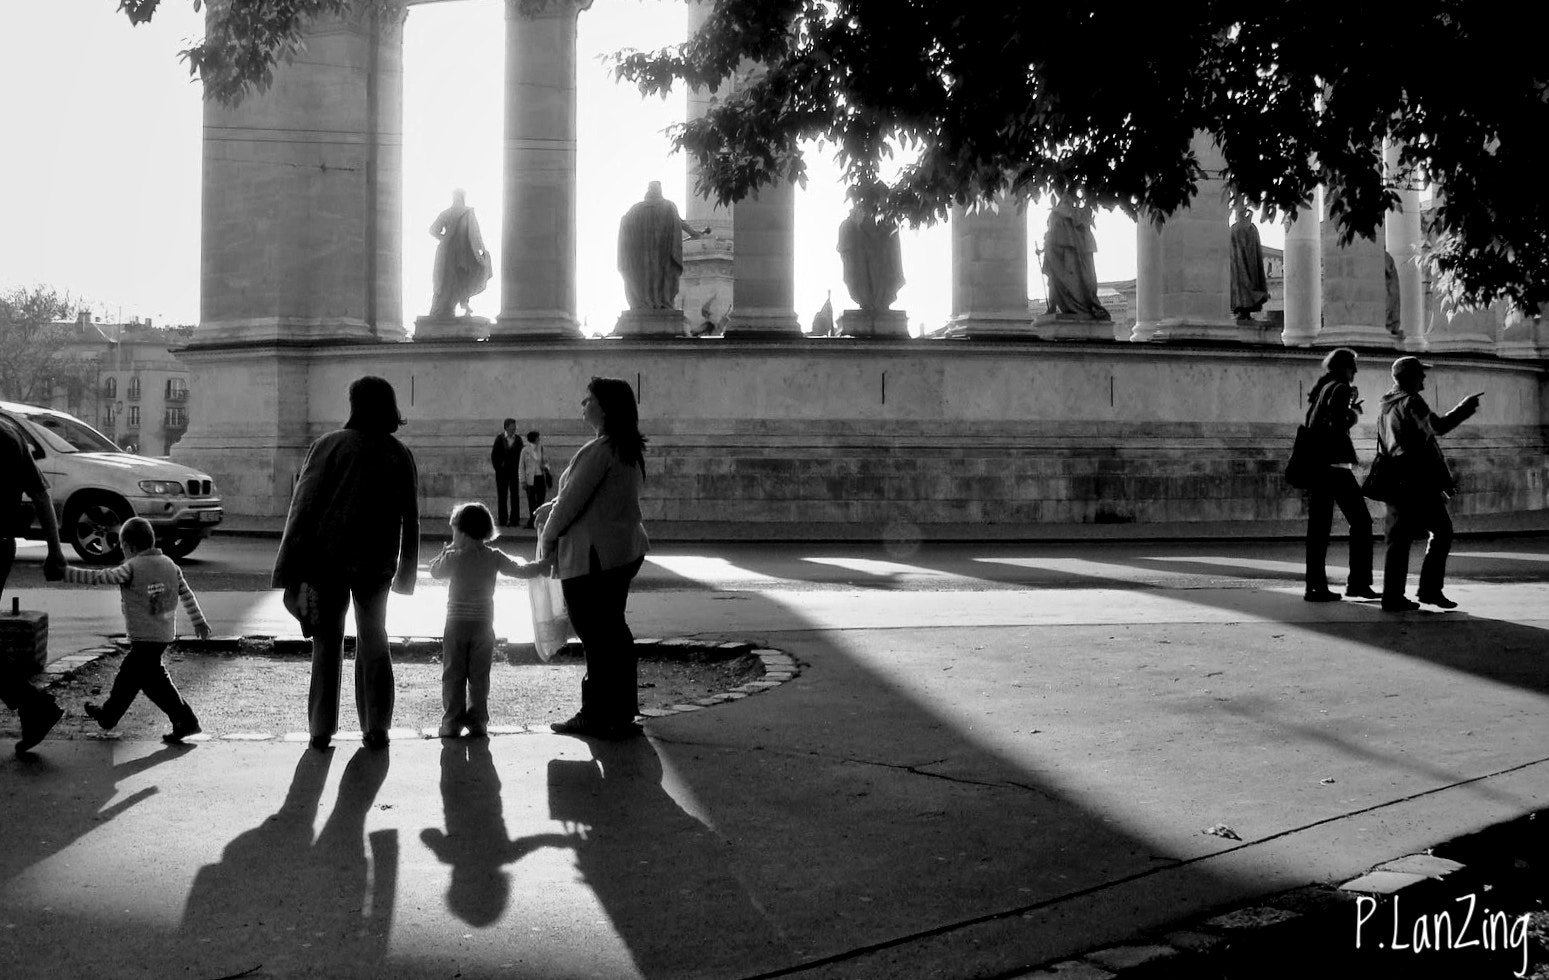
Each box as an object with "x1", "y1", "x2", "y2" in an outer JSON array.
[
  {"x1": 0, "y1": 286, "x2": 87, "y2": 405},
  {"x1": 122, "y1": 1, "x2": 1549, "y2": 312}
]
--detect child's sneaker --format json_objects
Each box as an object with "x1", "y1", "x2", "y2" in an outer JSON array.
[
  {"x1": 163, "y1": 713, "x2": 202, "y2": 744},
  {"x1": 437, "y1": 723, "x2": 463, "y2": 739},
  {"x1": 83, "y1": 702, "x2": 113, "y2": 730},
  {"x1": 464, "y1": 724, "x2": 488, "y2": 739}
]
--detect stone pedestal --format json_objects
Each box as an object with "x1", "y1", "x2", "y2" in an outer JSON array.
[
  {"x1": 614, "y1": 309, "x2": 690, "y2": 338},
  {"x1": 1318, "y1": 201, "x2": 1392, "y2": 349},
  {"x1": 1034, "y1": 313, "x2": 1116, "y2": 341},
  {"x1": 1281, "y1": 201, "x2": 1321, "y2": 347},
  {"x1": 837, "y1": 309, "x2": 910, "y2": 339},
  {"x1": 681, "y1": 1, "x2": 735, "y2": 334},
  {"x1": 1496, "y1": 314, "x2": 1548, "y2": 360},
  {"x1": 491, "y1": 0, "x2": 588, "y2": 340},
  {"x1": 1134, "y1": 132, "x2": 1238, "y2": 342},
  {"x1": 197, "y1": 5, "x2": 407, "y2": 345},
  {"x1": 1425, "y1": 306, "x2": 1498, "y2": 353},
  {"x1": 413, "y1": 316, "x2": 491, "y2": 341},
  {"x1": 723, "y1": 180, "x2": 801, "y2": 338},
  {"x1": 943, "y1": 200, "x2": 1034, "y2": 339}
]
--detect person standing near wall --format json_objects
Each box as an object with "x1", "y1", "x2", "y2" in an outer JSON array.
[
  {"x1": 1302, "y1": 348, "x2": 1376, "y2": 602},
  {"x1": 490, "y1": 419, "x2": 521, "y2": 528},
  {"x1": 518, "y1": 431, "x2": 549, "y2": 530}
]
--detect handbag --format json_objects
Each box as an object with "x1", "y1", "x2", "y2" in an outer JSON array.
[
  {"x1": 543, "y1": 465, "x2": 554, "y2": 490},
  {"x1": 1284, "y1": 424, "x2": 1322, "y2": 490},
  {"x1": 528, "y1": 558, "x2": 574, "y2": 662},
  {"x1": 1360, "y1": 451, "x2": 1400, "y2": 502}
]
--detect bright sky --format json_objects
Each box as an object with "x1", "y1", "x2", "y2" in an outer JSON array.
[{"x1": 2, "y1": 0, "x2": 1285, "y2": 335}]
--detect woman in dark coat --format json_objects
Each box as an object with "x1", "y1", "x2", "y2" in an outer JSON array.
[
  {"x1": 1303, "y1": 348, "x2": 1376, "y2": 602},
  {"x1": 536, "y1": 377, "x2": 650, "y2": 738},
  {"x1": 273, "y1": 376, "x2": 420, "y2": 750}
]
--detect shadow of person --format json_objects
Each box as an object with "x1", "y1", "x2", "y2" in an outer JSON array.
[
  {"x1": 540, "y1": 736, "x2": 788, "y2": 978},
  {"x1": 420, "y1": 739, "x2": 568, "y2": 926},
  {"x1": 0, "y1": 743, "x2": 192, "y2": 885},
  {"x1": 178, "y1": 747, "x2": 397, "y2": 979}
]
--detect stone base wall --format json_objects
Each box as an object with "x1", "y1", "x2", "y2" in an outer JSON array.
[{"x1": 173, "y1": 340, "x2": 1549, "y2": 537}]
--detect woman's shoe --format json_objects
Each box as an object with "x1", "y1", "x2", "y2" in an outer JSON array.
[
  {"x1": 1344, "y1": 585, "x2": 1381, "y2": 600},
  {"x1": 309, "y1": 734, "x2": 331, "y2": 751},
  {"x1": 1382, "y1": 596, "x2": 1421, "y2": 612},
  {"x1": 1416, "y1": 591, "x2": 1458, "y2": 609},
  {"x1": 83, "y1": 702, "x2": 114, "y2": 730},
  {"x1": 1303, "y1": 589, "x2": 1342, "y2": 602},
  {"x1": 362, "y1": 730, "x2": 390, "y2": 750},
  {"x1": 550, "y1": 714, "x2": 597, "y2": 736},
  {"x1": 436, "y1": 724, "x2": 462, "y2": 739}
]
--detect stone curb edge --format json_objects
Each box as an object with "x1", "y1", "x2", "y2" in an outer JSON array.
[
  {"x1": 1007, "y1": 809, "x2": 1545, "y2": 978},
  {"x1": 38, "y1": 638, "x2": 802, "y2": 741}
]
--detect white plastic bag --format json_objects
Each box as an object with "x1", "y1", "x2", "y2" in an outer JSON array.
[{"x1": 528, "y1": 538, "x2": 574, "y2": 662}]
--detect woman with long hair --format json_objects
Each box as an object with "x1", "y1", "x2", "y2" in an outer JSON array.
[
  {"x1": 537, "y1": 376, "x2": 650, "y2": 738},
  {"x1": 1302, "y1": 348, "x2": 1376, "y2": 602},
  {"x1": 273, "y1": 376, "x2": 420, "y2": 750}
]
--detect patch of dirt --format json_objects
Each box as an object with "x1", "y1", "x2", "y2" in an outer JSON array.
[{"x1": 17, "y1": 644, "x2": 767, "y2": 741}]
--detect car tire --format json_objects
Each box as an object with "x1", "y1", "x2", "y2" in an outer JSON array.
[
  {"x1": 160, "y1": 534, "x2": 203, "y2": 560},
  {"x1": 64, "y1": 495, "x2": 131, "y2": 565}
]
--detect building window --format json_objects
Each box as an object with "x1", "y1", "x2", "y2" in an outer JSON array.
[
  {"x1": 127, "y1": 376, "x2": 141, "y2": 401},
  {"x1": 128, "y1": 406, "x2": 141, "y2": 428},
  {"x1": 103, "y1": 377, "x2": 117, "y2": 398},
  {"x1": 166, "y1": 407, "x2": 188, "y2": 428},
  {"x1": 103, "y1": 407, "x2": 116, "y2": 427},
  {"x1": 166, "y1": 378, "x2": 188, "y2": 401}
]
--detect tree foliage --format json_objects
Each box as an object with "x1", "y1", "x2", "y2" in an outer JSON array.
[
  {"x1": 612, "y1": 1, "x2": 1549, "y2": 313},
  {"x1": 120, "y1": 1, "x2": 1549, "y2": 311},
  {"x1": 0, "y1": 287, "x2": 87, "y2": 406}
]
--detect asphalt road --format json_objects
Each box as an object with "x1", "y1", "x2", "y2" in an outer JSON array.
[{"x1": 9, "y1": 530, "x2": 1549, "y2": 595}]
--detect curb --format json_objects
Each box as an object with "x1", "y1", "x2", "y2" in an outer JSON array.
[
  {"x1": 1010, "y1": 810, "x2": 1546, "y2": 978},
  {"x1": 40, "y1": 637, "x2": 803, "y2": 743}
]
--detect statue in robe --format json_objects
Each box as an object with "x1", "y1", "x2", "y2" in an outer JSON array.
[
  {"x1": 428, "y1": 189, "x2": 492, "y2": 319},
  {"x1": 1042, "y1": 197, "x2": 1109, "y2": 319},
  {"x1": 837, "y1": 209, "x2": 905, "y2": 311},
  {"x1": 617, "y1": 181, "x2": 709, "y2": 310},
  {"x1": 810, "y1": 291, "x2": 835, "y2": 336},
  {"x1": 1229, "y1": 206, "x2": 1271, "y2": 320}
]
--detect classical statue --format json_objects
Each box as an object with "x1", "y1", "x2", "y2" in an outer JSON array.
[
  {"x1": 617, "y1": 181, "x2": 709, "y2": 310},
  {"x1": 836, "y1": 209, "x2": 905, "y2": 311},
  {"x1": 428, "y1": 189, "x2": 492, "y2": 319},
  {"x1": 1042, "y1": 197, "x2": 1109, "y2": 319},
  {"x1": 810, "y1": 291, "x2": 835, "y2": 336},
  {"x1": 1229, "y1": 205, "x2": 1271, "y2": 320}
]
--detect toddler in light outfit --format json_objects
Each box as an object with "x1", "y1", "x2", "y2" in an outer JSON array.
[{"x1": 428, "y1": 502, "x2": 539, "y2": 737}]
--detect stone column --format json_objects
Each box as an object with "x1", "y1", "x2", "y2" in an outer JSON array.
[
  {"x1": 1317, "y1": 191, "x2": 1393, "y2": 348},
  {"x1": 197, "y1": 3, "x2": 406, "y2": 344},
  {"x1": 1383, "y1": 141, "x2": 1426, "y2": 352},
  {"x1": 1281, "y1": 198, "x2": 1321, "y2": 347},
  {"x1": 491, "y1": 0, "x2": 590, "y2": 340},
  {"x1": 942, "y1": 199, "x2": 1033, "y2": 338},
  {"x1": 1130, "y1": 211, "x2": 1164, "y2": 340},
  {"x1": 680, "y1": 0, "x2": 734, "y2": 332},
  {"x1": 721, "y1": 180, "x2": 802, "y2": 336},
  {"x1": 1141, "y1": 131, "x2": 1240, "y2": 342}
]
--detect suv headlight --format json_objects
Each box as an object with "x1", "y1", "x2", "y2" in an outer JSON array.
[{"x1": 139, "y1": 480, "x2": 186, "y2": 495}]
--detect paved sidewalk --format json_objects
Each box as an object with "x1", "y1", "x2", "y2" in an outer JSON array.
[{"x1": 1, "y1": 545, "x2": 1546, "y2": 978}]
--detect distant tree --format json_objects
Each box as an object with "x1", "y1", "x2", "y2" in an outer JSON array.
[
  {"x1": 121, "y1": 1, "x2": 1549, "y2": 312},
  {"x1": 0, "y1": 286, "x2": 88, "y2": 405}
]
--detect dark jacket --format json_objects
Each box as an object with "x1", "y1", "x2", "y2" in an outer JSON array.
[
  {"x1": 1376, "y1": 387, "x2": 1475, "y2": 497},
  {"x1": 1305, "y1": 375, "x2": 1360, "y2": 466},
  {"x1": 490, "y1": 432, "x2": 520, "y2": 473},
  {"x1": 272, "y1": 428, "x2": 420, "y2": 593}
]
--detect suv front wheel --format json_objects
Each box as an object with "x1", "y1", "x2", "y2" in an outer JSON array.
[{"x1": 64, "y1": 495, "x2": 130, "y2": 565}]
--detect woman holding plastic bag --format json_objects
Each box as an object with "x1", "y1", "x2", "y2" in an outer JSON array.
[{"x1": 532, "y1": 377, "x2": 650, "y2": 738}]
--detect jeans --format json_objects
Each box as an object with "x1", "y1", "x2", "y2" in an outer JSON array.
[
  {"x1": 1383, "y1": 493, "x2": 1454, "y2": 599},
  {"x1": 94, "y1": 640, "x2": 196, "y2": 728},
  {"x1": 494, "y1": 469, "x2": 519, "y2": 526},
  {"x1": 308, "y1": 576, "x2": 394, "y2": 738},
  {"x1": 560, "y1": 557, "x2": 644, "y2": 727},
  {"x1": 440, "y1": 619, "x2": 495, "y2": 731},
  {"x1": 524, "y1": 481, "x2": 547, "y2": 526},
  {"x1": 1305, "y1": 468, "x2": 1373, "y2": 592}
]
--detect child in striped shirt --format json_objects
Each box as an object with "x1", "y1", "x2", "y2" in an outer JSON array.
[
  {"x1": 64, "y1": 517, "x2": 210, "y2": 743},
  {"x1": 428, "y1": 502, "x2": 538, "y2": 738}
]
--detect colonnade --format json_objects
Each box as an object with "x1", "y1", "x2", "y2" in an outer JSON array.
[{"x1": 193, "y1": 0, "x2": 1544, "y2": 359}]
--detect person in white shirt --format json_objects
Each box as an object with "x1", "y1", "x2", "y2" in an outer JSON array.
[{"x1": 517, "y1": 430, "x2": 550, "y2": 529}]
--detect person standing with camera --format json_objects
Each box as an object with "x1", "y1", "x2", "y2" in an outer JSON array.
[{"x1": 1302, "y1": 348, "x2": 1376, "y2": 602}]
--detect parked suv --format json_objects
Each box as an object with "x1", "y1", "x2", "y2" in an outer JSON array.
[{"x1": 2, "y1": 400, "x2": 223, "y2": 563}]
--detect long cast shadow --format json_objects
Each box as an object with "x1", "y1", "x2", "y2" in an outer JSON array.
[{"x1": 176, "y1": 747, "x2": 397, "y2": 978}]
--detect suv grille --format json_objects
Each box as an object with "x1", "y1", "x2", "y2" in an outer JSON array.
[{"x1": 186, "y1": 479, "x2": 213, "y2": 496}]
